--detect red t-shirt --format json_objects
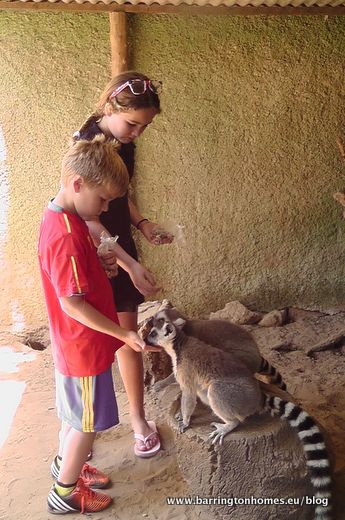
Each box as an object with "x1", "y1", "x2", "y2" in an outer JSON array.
[{"x1": 38, "y1": 204, "x2": 123, "y2": 376}]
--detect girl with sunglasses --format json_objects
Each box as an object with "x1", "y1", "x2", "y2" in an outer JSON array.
[{"x1": 73, "y1": 71, "x2": 172, "y2": 458}]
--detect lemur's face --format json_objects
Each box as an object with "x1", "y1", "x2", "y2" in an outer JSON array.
[{"x1": 146, "y1": 312, "x2": 177, "y2": 346}]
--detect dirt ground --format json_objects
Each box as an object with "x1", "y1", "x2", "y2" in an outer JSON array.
[{"x1": 0, "y1": 306, "x2": 345, "y2": 520}]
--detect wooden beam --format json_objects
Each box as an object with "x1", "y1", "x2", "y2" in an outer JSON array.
[
  {"x1": 2, "y1": 1, "x2": 345, "y2": 15},
  {"x1": 109, "y1": 12, "x2": 128, "y2": 76}
]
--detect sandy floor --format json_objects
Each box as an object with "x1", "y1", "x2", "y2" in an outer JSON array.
[
  {"x1": 0, "y1": 307, "x2": 345, "y2": 520},
  {"x1": 0, "y1": 328, "x2": 192, "y2": 520}
]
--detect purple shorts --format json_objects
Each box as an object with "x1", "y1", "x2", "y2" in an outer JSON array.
[{"x1": 55, "y1": 367, "x2": 119, "y2": 432}]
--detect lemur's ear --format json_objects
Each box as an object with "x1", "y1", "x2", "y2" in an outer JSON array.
[{"x1": 173, "y1": 317, "x2": 186, "y2": 329}]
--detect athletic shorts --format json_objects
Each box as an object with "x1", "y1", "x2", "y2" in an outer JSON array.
[{"x1": 55, "y1": 367, "x2": 119, "y2": 433}]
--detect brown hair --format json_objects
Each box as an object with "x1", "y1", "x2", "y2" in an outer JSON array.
[
  {"x1": 61, "y1": 135, "x2": 129, "y2": 198},
  {"x1": 95, "y1": 70, "x2": 161, "y2": 116}
]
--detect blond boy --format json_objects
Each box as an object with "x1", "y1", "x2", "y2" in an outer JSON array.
[{"x1": 38, "y1": 136, "x2": 159, "y2": 514}]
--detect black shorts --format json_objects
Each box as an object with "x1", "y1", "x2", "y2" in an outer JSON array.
[
  {"x1": 110, "y1": 266, "x2": 144, "y2": 313},
  {"x1": 110, "y1": 235, "x2": 145, "y2": 312}
]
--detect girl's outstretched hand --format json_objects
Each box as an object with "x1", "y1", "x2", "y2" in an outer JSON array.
[
  {"x1": 139, "y1": 221, "x2": 174, "y2": 245},
  {"x1": 128, "y1": 262, "x2": 161, "y2": 296}
]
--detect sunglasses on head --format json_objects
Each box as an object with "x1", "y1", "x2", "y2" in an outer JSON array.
[{"x1": 109, "y1": 79, "x2": 162, "y2": 100}]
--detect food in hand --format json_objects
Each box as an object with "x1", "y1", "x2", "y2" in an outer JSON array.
[{"x1": 151, "y1": 228, "x2": 174, "y2": 245}]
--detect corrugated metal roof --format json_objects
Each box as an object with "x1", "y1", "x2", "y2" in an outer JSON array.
[{"x1": 1, "y1": 0, "x2": 345, "y2": 10}]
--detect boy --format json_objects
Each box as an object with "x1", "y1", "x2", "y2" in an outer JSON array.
[{"x1": 38, "y1": 136, "x2": 159, "y2": 514}]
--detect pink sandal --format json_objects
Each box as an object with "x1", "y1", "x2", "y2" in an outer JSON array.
[
  {"x1": 134, "y1": 421, "x2": 161, "y2": 458},
  {"x1": 86, "y1": 451, "x2": 93, "y2": 461}
]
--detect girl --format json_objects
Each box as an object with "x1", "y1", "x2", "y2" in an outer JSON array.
[{"x1": 73, "y1": 71, "x2": 172, "y2": 458}]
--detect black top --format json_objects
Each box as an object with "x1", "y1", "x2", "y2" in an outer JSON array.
[
  {"x1": 74, "y1": 117, "x2": 135, "y2": 250},
  {"x1": 73, "y1": 116, "x2": 144, "y2": 312}
]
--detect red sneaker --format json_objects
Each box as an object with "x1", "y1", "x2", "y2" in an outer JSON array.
[
  {"x1": 51, "y1": 457, "x2": 110, "y2": 489},
  {"x1": 47, "y1": 478, "x2": 112, "y2": 514},
  {"x1": 80, "y1": 463, "x2": 110, "y2": 489}
]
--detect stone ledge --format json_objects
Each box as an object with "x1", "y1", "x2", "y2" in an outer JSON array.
[{"x1": 163, "y1": 385, "x2": 314, "y2": 520}]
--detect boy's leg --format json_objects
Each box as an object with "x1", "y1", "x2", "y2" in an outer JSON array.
[
  {"x1": 48, "y1": 429, "x2": 112, "y2": 514},
  {"x1": 53, "y1": 368, "x2": 117, "y2": 486},
  {"x1": 48, "y1": 368, "x2": 117, "y2": 514},
  {"x1": 58, "y1": 421, "x2": 71, "y2": 458},
  {"x1": 58, "y1": 428, "x2": 96, "y2": 485},
  {"x1": 116, "y1": 311, "x2": 160, "y2": 455},
  {"x1": 57, "y1": 421, "x2": 92, "y2": 463}
]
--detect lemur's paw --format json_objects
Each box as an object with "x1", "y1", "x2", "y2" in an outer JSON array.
[
  {"x1": 175, "y1": 409, "x2": 183, "y2": 422},
  {"x1": 152, "y1": 380, "x2": 166, "y2": 392},
  {"x1": 209, "y1": 421, "x2": 238, "y2": 445},
  {"x1": 178, "y1": 420, "x2": 189, "y2": 434},
  {"x1": 209, "y1": 422, "x2": 226, "y2": 445}
]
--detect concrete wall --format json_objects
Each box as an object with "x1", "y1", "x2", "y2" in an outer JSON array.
[{"x1": 1, "y1": 12, "x2": 345, "y2": 329}]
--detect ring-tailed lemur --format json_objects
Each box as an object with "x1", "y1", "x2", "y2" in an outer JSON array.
[
  {"x1": 144, "y1": 311, "x2": 332, "y2": 520},
  {"x1": 141, "y1": 305, "x2": 286, "y2": 392}
]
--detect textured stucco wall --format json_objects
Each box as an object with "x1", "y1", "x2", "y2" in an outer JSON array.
[
  {"x1": 130, "y1": 15, "x2": 345, "y2": 317},
  {"x1": 0, "y1": 13, "x2": 345, "y2": 329},
  {"x1": 0, "y1": 13, "x2": 111, "y2": 329}
]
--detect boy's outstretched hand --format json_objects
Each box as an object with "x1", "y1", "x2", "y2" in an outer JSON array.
[{"x1": 124, "y1": 330, "x2": 162, "y2": 353}]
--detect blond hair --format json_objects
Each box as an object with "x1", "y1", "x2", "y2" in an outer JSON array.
[{"x1": 61, "y1": 135, "x2": 129, "y2": 198}]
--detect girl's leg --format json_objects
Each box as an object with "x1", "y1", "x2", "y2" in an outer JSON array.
[
  {"x1": 116, "y1": 310, "x2": 159, "y2": 450},
  {"x1": 58, "y1": 429, "x2": 96, "y2": 485}
]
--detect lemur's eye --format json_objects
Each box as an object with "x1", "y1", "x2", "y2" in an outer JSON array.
[
  {"x1": 150, "y1": 330, "x2": 157, "y2": 338},
  {"x1": 157, "y1": 318, "x2": 165, "y2": 327}
]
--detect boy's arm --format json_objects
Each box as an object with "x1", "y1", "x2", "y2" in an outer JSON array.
[
  {"x1": 86, "y1": 218, "x2": 160, "y2": 296},
  {"x1": 86, "y1": 218, "x2": 137, "y2": 266},
  {"x1": 59, "y1": 295, "x2": 161, "y2": 353}
]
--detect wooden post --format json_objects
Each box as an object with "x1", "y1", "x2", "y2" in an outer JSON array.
[{"x1": 109, "y1": 13, "x2": 128, "y2": 76}]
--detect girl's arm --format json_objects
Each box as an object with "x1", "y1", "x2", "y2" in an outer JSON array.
[
  {"x1": 86, "y1": 219, "x2": 160, "y2": 296},
  {"x1": 59, "y1": 295, "x2": 161, "y2": 353},
  {"x1": 128, "y1": 199, "x2": 173, "y2": 245}
]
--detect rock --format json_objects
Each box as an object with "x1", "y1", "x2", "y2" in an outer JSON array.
[
  {"x1": 168, "y1": 396, "x2": 314, "y2": 520},
  {"x1": 138, "y1": 299, "x2": 172, "y2": 326},
  {"x1": 259, "y1": 309, "x2": 288, "y2": 327},
  {"x1": 138, "y1": 299, "x2": 173, "y2": 387},
  {"x1": 287, "y1": 307, "x2": 324, "y2": 322},
  {"x1": 210, "y1": 301, "x2": 263, "y2": 325},
  {"x1": 18, "y1": 326, "x2": 51, "y2": 351}
]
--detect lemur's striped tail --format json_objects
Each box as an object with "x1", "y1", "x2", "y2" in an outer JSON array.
[
  {"x1": 259, "y1": 357, "x2": 287, "y2": 391},
  {"x1": 264, "y1": 395, "x2": 332, "y2": 520}
]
